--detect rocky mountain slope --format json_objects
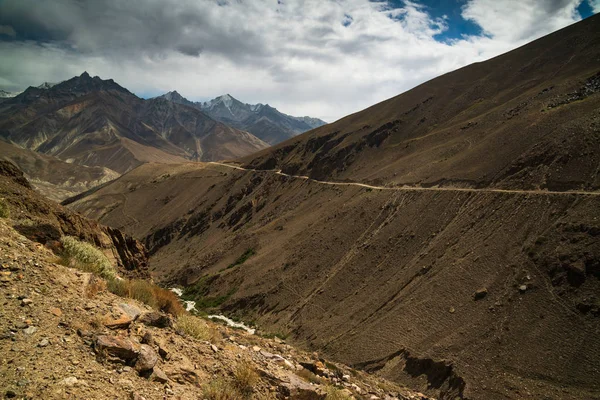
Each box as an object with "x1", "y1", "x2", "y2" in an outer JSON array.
[
  {"x1": 67, "y1": 14, "x2": 600, "y2": 400},
  {"x1": 159, "y1": 92, "x2": 327, "y2": 145},
  {"x1": 0, "y1": 140, "x2": 119, "y2": 202},
  {"x1": 0, "y1": 161, "x2": 147, "y2": 278},
  {"x1": 0, "y1": 73, "x2": 269, "y2": 174},
  {"x1": 0, "y1": 193, "x2": 427, "y2": 400}
]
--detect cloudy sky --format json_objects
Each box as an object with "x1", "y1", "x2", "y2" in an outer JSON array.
[{"x1": 0, "y1": 0, "x2": 597, "y2": 121}]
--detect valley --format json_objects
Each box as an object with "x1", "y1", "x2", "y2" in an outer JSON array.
[
  {"x1": 1, "y1": 4, "x2": 599, "y2": 400},
  {"x1": 65, "y1": 14, "x2": 600, "y2": 400}
]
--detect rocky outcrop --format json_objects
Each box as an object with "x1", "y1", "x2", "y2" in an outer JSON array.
[{"x1": 0, "y1": 161, "x2": 148, "y2": 278}]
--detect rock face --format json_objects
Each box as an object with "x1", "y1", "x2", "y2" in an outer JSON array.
[{"x1": 0, "y1": 161, "x2": 148, "y2": 278}]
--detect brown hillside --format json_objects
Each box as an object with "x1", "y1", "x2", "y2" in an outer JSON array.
[
  {"x1": 243, "y1": 14, "x2": 600, "y2": 192},
  {"x1": 0, "y1": 140, "x2": 120, "y2": 201},
  {"x1": 68, "y1": 15, "x2": 600, "y2": 400}
]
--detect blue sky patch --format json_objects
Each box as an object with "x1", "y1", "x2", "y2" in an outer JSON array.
[{"x1": 381, "y1": 0, "x2": 597, "y2": 42}]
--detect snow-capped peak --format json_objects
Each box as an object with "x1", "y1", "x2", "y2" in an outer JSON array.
[
  {"x1": 37, "y1": 82, "x2": 57, "y2": 90},
  {"x1": 0, "y1": 89, "x2": 22, "y2": 98},
  {"x1": 162, "y1": 90, "x2": 184, "y2": 101}
]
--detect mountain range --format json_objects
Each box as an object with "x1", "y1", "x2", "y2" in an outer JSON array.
[
  {"x1": 159, "y1": 91, "x2": 327, "y2": 145},
  {"x1": 67, "y1": 14, "x2": 600, "y2": 400},
  {"x1": 0, "y1": 72, "x2": 269, "y2": 174}
]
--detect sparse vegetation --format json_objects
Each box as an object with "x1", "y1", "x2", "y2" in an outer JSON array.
[
  {"x1": 325, "y1": 386, "x2": 353, "y2": 399},
  {"x1": 226, "y1": 248, "x2": 255, "y2": 270},
  {"x1": 182, "y1": 275, "x2": 237, "y2": 310},
  {"x1": 0, "y1": 198, "x2": 9, "y2": 218},
  {"x1": 176, "y1": 314, "x2": 215, "y2": 341},
  {"x1": 200, "y1": 362, "x2": 258, "y2": 400},
  {"x1": 60, "y1": 236, "x2": 116, "y2": 280},
  {"x1": 202, "y1": 378, "x2": 240, "y2": 400},
  {"x1": 233, "y1": 361, "x2": 259, "y2": 396},
  {"x1": 106, "y1": 278, "x2": 185, "y2": 316}
]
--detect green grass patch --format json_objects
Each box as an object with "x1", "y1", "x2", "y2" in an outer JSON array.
[
  {"x1": 0, "y1": 198, "x2": 9, "y2": 218},
  {"x1": 226, "y1": 248, "x2": 255, "y2": 270},
  {"x1": 182, "y1": 275, "x2": 237, "y2": 310}
]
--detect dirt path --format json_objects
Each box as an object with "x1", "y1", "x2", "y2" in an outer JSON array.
[{"x1": 208, "y1": 162, "x2": 600, "y2": 197}]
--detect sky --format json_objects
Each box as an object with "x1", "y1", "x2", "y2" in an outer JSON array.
[{"x1": 0, "y1": 0, "x2": 597, "y2": 122}]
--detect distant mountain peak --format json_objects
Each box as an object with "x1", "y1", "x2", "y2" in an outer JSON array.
[
  {"x1": 37, "y1": 82, "x2": 57, "y2": 90},
  {"x1": 157, "y1": 90, "x2": 327, "y2": 145},
  {"x1": 80, "y1": 71, "x2": 91, "y2": 78}
]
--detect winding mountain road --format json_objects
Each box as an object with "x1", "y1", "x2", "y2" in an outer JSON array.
[{"x1": 208, "y1": 161, "x2": 600, "y2": 197}]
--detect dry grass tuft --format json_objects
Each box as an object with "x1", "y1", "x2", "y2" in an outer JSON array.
[
  {"x1": 202, "y1": 379, "x2": 240, "y2": 400},
  {"x1": 176, "y1": 314, "x2": 215, "y2": 341},
  {"x1": 106, "y1": 278, "x2": 185, "y2": 316},
  {"x1": 85, "y1": 274, "x2": 107, "y2": 298},
  {"x1": 60, "y1": 236, "x2": 116, "y2": 280},
  {"x1": 325, "y1": 386, "x2": 353, "y2": 400},
  {"x1": 233, "y1": 361, "x2": 259, "y2": 396}
]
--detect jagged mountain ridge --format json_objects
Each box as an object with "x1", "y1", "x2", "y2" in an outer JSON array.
[
  {"x1": 68, "y1": 15, "x2": 600, "y2": 400},
  {"x1": 0, "y1": 73, "x2": 269, "y2": 174},
  {"x1": 158, "y1": 91, "x2": 327, "y2": 145}
]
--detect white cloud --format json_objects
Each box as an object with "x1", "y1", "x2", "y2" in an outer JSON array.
[
  {"x1": 0, "y1": 0, "x2": 587, "y2": 121},
  {"x1": 462, "y1": 0, "x2": 582, "y2": 42},
  {"x1": 589, "y1": 0, "x2": 600, "y2": 12}
]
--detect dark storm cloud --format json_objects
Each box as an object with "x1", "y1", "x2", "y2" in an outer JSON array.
[{"x1": 0, "y1": 0, "x2": 268, "y2": 61}]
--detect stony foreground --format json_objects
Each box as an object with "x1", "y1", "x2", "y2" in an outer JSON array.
[{"x1": 0, "y1": 220, "x2": 431, "y2": 400}]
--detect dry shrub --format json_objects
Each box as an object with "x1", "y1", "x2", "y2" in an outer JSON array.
[
  {"x1": 129, "y1": 279, "x2": 156, "y2": 306},
  {"x1": 106, "y1": 278, "x2": 185, "y2": 316},
  {"x1": 325, "y1": 386, "x2": 353, "y2": 400},
  {"x1": 60, "y1": 236, "x2": 116, "y2": 280},
  {"x1": 202, "y1": 379, "x2": 240, "y2": 400},
  {"x1": 154, "y1": 287, "x2": 185, "y2": 316},
  {"x1": 107, "y1": 278, "x2": 130, "y2": 297},
  {"x1": 85, "y1": 275, "x2": 107, "y2": 298},
  {"x1": 233, "y1": 361, "x2": 259, "y2": 397},
  {"x1": 176, "y1": 314, "x2": 215, "y2": 341}
]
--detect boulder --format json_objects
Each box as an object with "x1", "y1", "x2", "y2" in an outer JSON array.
[
  {"x1": 150, "y1": 366, "x2": 169, "y2": 384},
  {"x1": 135, "y1": 344, "x2": 158, "y2": 372},
  {"x1": 137, "y1": 312, "x2": 173, "y2": 328},
  {"x1": 473, "y1": 288, "x2": 488, "y2": 300},
  {"x1": 95, "y1": 335, "x2": 139, "y2": 363},
  {"x1": 280, "y1": 374, "x2": 327, "y2": 399}
]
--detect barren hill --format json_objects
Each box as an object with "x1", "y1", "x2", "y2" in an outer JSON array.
[
  {"x1": 0, "y1": 140, "x2": 119, "y2": 201},
  {"x1": 67, "y1": 15, "x2": 600, "y2": 400},
  {"x1": 0, "y1": 73, "x2": 269, "y2": 174}
]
